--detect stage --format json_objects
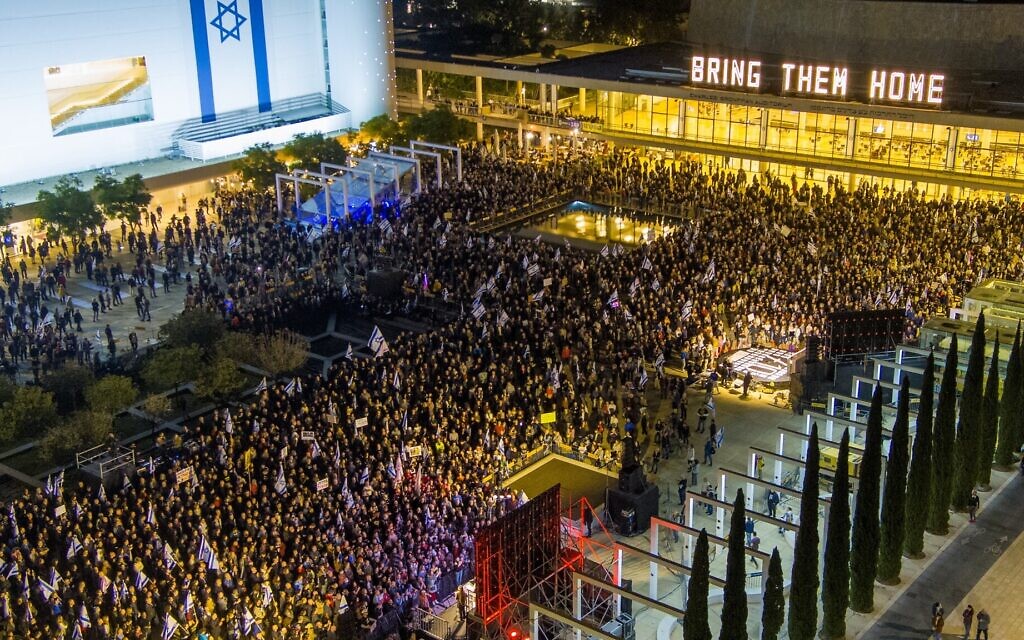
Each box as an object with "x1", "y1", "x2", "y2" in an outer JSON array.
[{"x1": 503, "y1": 454, "x2": 618, "y2": 512}]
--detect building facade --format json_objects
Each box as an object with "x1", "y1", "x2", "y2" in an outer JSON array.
[
  {"x1": 394, "y1": 42, "x2": 1024, "y2": 198},
  {"x1": 0, "y1": 0, "x2": 396, "y2": 186}
]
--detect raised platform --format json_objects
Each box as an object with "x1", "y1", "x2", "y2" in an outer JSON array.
[{"x1": 503, "y1": 453, "x2": 618, "y2": 513}]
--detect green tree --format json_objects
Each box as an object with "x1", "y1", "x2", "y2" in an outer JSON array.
[
  {"x1": 976, "y1": 334, "x2": 1001, "y2": 489},
  {"x1": 953, "y1": 314, "x2": 986, "y2": 510},
  {"x1": 254, "y1": 331, "x2": 309, "y2": 376},
  {"x1": 93, "y1": 173, "x2": 151, "y2": 224},
  {"x1": 0, "y1": 386, "x2": 58, "y2": 442},
  {"x1": 140, "y1": 394, "x2": 172, "y2": 425},
  {"x1": 143, "y1": 345, "x2": 202, "y2": 393},
  {"x1": 994, "y1": 326, "x2": 1021, "y2": 468},
  {"x1": 720, "y1": 490, "x2": 748, "y2": 640},
  {"x1": 39, "y1": 410, "x2": 111, "y2": 463},
  {"x1": 787, "y1": 422, "x2": 820, "y2": 640},
  {"x1": 761, "y1": 548, "x2": 785, "y2": 640},
  {"x1": 0, "y1": 378, "x2": 16, "y2": 408},
  {"x1": 405, "y1": 105, "x2": 475, "y2": 145},
  {"x1": 361, "y1": 114, "x2": 405, "y2": 148},
  {"x1": 37, "y1": 176, "x2": 103, "y2": 241},
  {"x1": 119, "y1": 173, "x2": 152, "y2": 226},
  {"x1": 904, "y1": 352, "x2": 935, "y2": 557},
  {"x1": 283, "y1": 132, "x2": 348, "y2": 172},
  {"x1": 85, "y1": 375, "x2": 139, "y2": 415},
  {"x1": 878, "y1": 376, "x2": 912, "y2": 584},
  {"x1": 850, "y1": 385, "x2": 884, "y2": 612},
  {"x1": 232, "y1": 142, "x2": 287, "y2": 192},
  {"x1": 41, "y1": 365, "x2": 96, "y2": 414},
  {"x1": 197, "y1": 357, "x2": 246, "y2": 401},
  {"x1": 159, "y1": 310, "x2": 225, "y2": 356},
  {"x1": 684, "y1": 529, "x2": 712, "y2": 640},
  {"x1": 928, "y1": 334, "x2": 959, "y2": 535},
  {"x1": 820, "y1": 428, "x2": 851, "y2": 638}
]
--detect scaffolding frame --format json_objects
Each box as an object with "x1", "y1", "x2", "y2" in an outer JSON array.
[
  {"x1": 391, "y1": 145, "x2": 442, "y2": 190},
  {"x1": 411, "y1": 140, "x2": 463, "y2": 181},
  {"x1": 274, "y1": 171, "x2": 348, "y2": 230}
]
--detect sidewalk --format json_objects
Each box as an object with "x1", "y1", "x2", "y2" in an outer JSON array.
[{"x1": 862, "y1": 473, "x2": 1024, "y2": 639}]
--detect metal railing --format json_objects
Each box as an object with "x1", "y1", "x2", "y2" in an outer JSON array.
[
  {"x1": 75, "y1": 444, "x2": 136, "y2": 480},
  {"x1": 410, "y1": 607, "x2": 453, "y2": 640}
]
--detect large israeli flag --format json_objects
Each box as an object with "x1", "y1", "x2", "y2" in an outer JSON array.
[{"x1": 188, "y1": 0, "x2": 272, "y2": 121}]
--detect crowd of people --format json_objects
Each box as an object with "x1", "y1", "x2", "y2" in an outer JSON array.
[{"x1": 2, "y1": 140, "x2": 1023, "y2": 639}]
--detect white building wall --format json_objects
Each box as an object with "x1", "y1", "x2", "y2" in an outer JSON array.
[
  {"x1": 0, "y1": 0, "x2": 390, "y2": 186},
  {"x1": 325, "y1": 0, "x2": 396, "y2": 127}
]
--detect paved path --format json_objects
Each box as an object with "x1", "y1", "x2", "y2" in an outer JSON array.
[{"x1": 863, "y1": 474, "x2": 1024, "y2": 639}]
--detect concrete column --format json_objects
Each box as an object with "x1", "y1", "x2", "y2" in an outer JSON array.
[
  {"x1": 578, "y1": 87, "x2": 586, "y2": 115},
  {"x1": 493, "y1": 131, "x2": 501, "y2": 155},
  {"x1": 516, "y1": 80, "x2": 524, "y2": 105},
  {"x1": 475, "y1": 75, "x2": 484, "y2": 112},
  {"x1": 416, "y1": 68, "x2": 424, "y2": 105},
  {"x1": 517, "y1": 122, "x2": 524, "y2": 149},
  {"x1": 542, "y1": 126, "x2": 551, "y2": 149},
  {"x1": 551, "y1": 84, "x2": 559, "y2": 113},
  {"x1": 476, "y1": 121, "x2": 484, "y2": 142},
  {"x1": 540, "y1": 83, "x2": 547, "y2": 112}
]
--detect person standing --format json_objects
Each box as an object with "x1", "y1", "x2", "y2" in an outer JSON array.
[
  {"x1": 677, "y1": 477, "x2": 687, "y2": 506},
  {"x1": 766, "y1": 489, "x2": 779, "y2": 518},
  {"x1": 961, "y1": 604, "x2": 974, "y2": 640},
  {"x1": 780, "y1": 507, "x2": 794, "y2": 534},
  {"x1": 975, "y1": 609, "x2": 989, "y2": 640},
  {"x1": 689, "y1": 460, "x2": 699, "y2": 487},
  {"x1": 703, "y1": 437, "x2": 715, "y2": 466},
  {"x1": 931, "y1": 609, "x2": 945, "y2": 640},
  {"x1": 744, "y1": 516, "x2": 755, "y2": 544},
  {"x1": 583, "y1": 506, "x2": 594, "y2": 537},
  {"x1": 967, "y1": 490, "x2": 980, "y2": 522}
]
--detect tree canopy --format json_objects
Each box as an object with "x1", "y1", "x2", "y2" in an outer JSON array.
[
  {"x1": 93, "y1": 173, "x2": 152, "y2": 225},
  {"x1": 37, "y1": 176, "x2": 103, "y2": 240},
  {"x1": 233, "y1": 142, "x2": 287, "y2": 192},
  {"x1": 282, "y1": 132, "x2": 348, "y2": 172}
]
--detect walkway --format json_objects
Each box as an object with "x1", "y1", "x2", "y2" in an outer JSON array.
[{"x1": 863, "y1": 474, "x2": 1024, "y2": 639}]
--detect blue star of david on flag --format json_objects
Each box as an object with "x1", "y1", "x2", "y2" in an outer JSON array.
[{"x1": 210, "y1": 0, "x2": 247, "y2": 42}]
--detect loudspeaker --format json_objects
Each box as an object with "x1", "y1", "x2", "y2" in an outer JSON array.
[
  {"x1": 607, "y1": 484, "x2": 660, "y2": 535},
  {"x1": 824, "y1": 309, "x2": 904, "y2": 358},
  {"x1": 618, "y1": 465, "x2": 645, "y2": 493},
  {"x1": 620, "y1": 580, "x2": 633, "y2": 615},
  {"x1": 805, "y1": 336, "x2": 822, "y2": 363},
  {"x1": 367, "y1": 268, "x2": 406, "y2": 299}
]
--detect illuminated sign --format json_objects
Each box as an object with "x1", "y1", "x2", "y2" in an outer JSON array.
[
  {"x1": 690, "y1": 55, "x2": 945, "y2": 107},
  {"x1": 868, "y1": 70, "x2": 944, "y2": 105},
  {"x1": 690, "y1": 56, "x2": 761, "y2": 90},
  {"x1": 781, "y1": 63, "x2": 848, "y2": 97}
]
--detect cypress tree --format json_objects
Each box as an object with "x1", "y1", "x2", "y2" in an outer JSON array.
[
  {"x1": 878, "y1": 375, "x2": 911, "y2": 584},
  {"x1": 820, "y1": 429, "x2": 851, "y2": 638},
  {"x1": 787, "y1": 422, "x2": 820, "y2": 640},
  {"x1": 1018, "y1": 337, "x2": 1024, "y2": 451},
  {"x1": 952, "y1": 313, "x2": 986, "y2": 511},
  {"x1": 994, "y1": 326, "x2": 1021, "y2": 468},
  {"x1": 904, "y1": 352, "x2": 935, "y2": 558},
  {"x1": 927, "y1": 334, "x2": 958, "y2": 535},
  {"x1": 684, "y1": 529, "x2": 712, "y2": 640},
  {"x1": 720, "y1": 490, "x2": 748, "y2": 640},
  {"x1": 976, "y1": 334, "x2": 1000, "y2": 490},
  {"x1": 849, "y1": 385, "x2": 884, "y2": 612},
  {"x1": 760, "y1": 548, "x2": 785, "y2": 640}
]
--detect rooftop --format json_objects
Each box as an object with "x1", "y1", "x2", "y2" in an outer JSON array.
[{"x1": 395, "y1": 31, "x2": 1024, "y2": 120}]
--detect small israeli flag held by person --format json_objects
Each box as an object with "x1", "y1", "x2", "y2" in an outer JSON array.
[{"x1": 368, "y1": 326, "x2": 389, "y2": 357}]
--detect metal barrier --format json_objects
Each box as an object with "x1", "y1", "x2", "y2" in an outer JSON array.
[
  {"x1": 411, "y1": 607, "x2": 453, "y2": 640},
  {"x1": 75, "y1": 444, "x2": 136, "y2": 480}
]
